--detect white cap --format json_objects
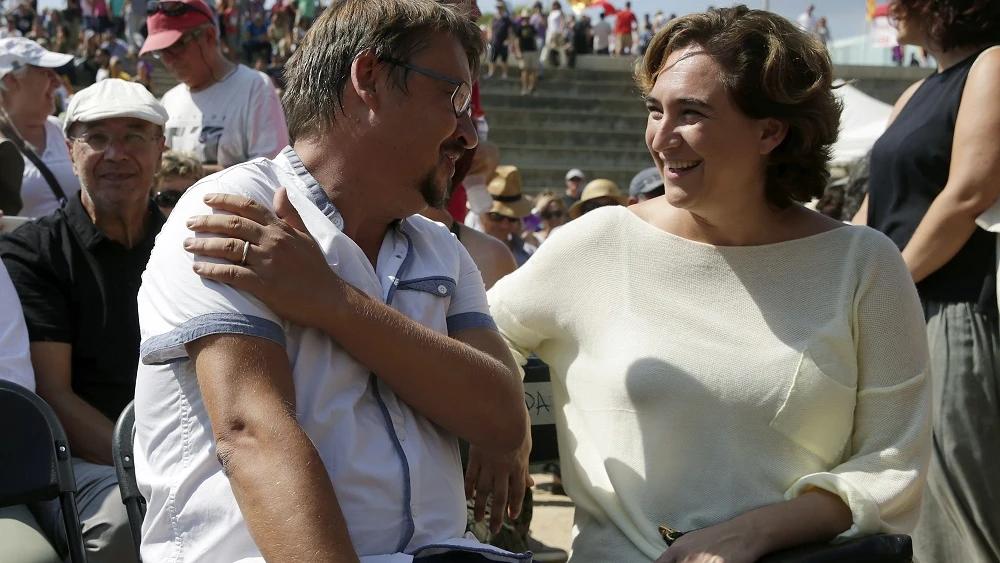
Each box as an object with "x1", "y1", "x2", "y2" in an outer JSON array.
[
  {"x1": 565, "y1": 168, "x2": 586, "y2": 181},
  {"x1": 0, "y1": 37, "x2": 74, "y2": 79},
  {"x1": 63, "y1": 79, "x2": 169, "y2": 134}
]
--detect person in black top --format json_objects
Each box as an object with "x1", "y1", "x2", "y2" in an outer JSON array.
[
  {"x1": 512, "y1": 8, "x2": 539, "y2": 95},
  {"x1": 0, "y1": 79, "x2": 167, "y2": 563},
  {"x1": 486, "y1": 1, "x2": 513, "y2": 79},
  {"x1": 854, "y1": 0, "x2": 1000, "y2": 560}
]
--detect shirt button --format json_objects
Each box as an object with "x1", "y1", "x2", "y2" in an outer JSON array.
[
  {"x1": 411, "y1": 505, "x2": 419, "y2": 518},
  {"x1": 396, "y1": 428, "x2": 407, "y2": 441},
  {"x1": 437, "y1": 285, "x2": 448, "y2": 295},
  {"x1": 332, "y1": 213, "x2": 344, "y2": 229}
]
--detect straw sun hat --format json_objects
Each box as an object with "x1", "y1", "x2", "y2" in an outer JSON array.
[
  {"x1": 569, "y1": 179, "x2": 627, "y2": 219},
  {"x1": 487, "y1": 165, "x2": 534, "y2": 218}
]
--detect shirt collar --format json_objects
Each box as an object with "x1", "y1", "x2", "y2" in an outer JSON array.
[
  {"x1": 279, "y1": 145, "x2": 407, "y2": 235},
  {"x1": 65, "y1": 192, "x2": 166, "y2": 251}
]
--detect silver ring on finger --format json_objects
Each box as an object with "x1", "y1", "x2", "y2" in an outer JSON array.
[{"x1": 240, "y1": 240, "x2": 251, "y2": 266}]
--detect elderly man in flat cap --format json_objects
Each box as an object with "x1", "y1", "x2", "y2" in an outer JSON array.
[{"x1": 0, "y1": 78, "x2": 168, "y2": 563}]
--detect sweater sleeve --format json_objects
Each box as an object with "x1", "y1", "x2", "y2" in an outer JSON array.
[
  {"x1": 784, "y1": 229, "x2": 932, "y2": 540},
  {"x1": 487, "y1": 218, "x2": 586, "y2": 372}
]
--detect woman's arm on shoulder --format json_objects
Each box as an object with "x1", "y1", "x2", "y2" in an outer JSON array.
[{"x1": 900, "y1": 51, "x2": 1000, "y2": 281}]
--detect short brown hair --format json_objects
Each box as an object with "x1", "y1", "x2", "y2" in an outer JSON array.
[
  {"x1": 282, "y1": 0, "x2": 485, "y2": 142},
  {"x1": 891, "y1": 0, "x2": 1000, "y2": 52},
  {"x1": 635, "y1": 5, "x2": 841, "y2": 208}
]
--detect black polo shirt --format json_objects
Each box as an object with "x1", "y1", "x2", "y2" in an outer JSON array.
[{"x1": 0, "y1": 194, "x2": 166, "y2": 422}]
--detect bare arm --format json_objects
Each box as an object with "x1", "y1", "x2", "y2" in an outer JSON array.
[
  {"x1": 657, "y1": 489, "x2": 851, "y2": 563},
  {"x1": 29, "y1": 341, "x2": 114, "y2": 465},
  {"x1": 851, "y1": 78, "x2": 924, "y2": 227},
  {"x1": 901, "y1": 53, "x2": 1000, "y2": 282},
  {"x1": 185, "y1": 190, "x2": 527, "y2": 455},
  {"x1": 188, "y1": 333, "x2": 359, "y2": 563}
]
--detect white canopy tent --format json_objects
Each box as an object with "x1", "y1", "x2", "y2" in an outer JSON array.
[{"x1": 831, "y1": 79, "x2": 893, "y2": 166}]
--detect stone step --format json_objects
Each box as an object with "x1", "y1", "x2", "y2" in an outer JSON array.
[
  {"x1": 478, "y1": 76, "x2": 642, "y2": 98},
  {"x1": 488, "y1": 126, "x2": 645, "y2": 148},
  {"x1": 484, "y1": 107, "x2": 647, "y2": 132},
  {"x1": 496, "y1": 163, "x2": 641, "y2": 192},
  {"x1": 480, "y1": 91, "x2": 644, "y2": 114},
  {"x1": 483, "y1": 66, "x2": 636, "y2": 83},
  {"x1": 496, "y1": 143, "x2": 653, "y2": 170}
]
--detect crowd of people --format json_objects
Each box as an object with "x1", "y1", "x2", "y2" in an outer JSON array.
[{"x1": 1, "y1": 0, "x2": 999, "y2": 562}]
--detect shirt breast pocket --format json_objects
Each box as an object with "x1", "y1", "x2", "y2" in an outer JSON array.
[
  {"x1": 769, "y1": 349, "x2": 857, "y2": 465},
  {"x1": 392, "y1": 276, "x2": 456, "y2": 332}
]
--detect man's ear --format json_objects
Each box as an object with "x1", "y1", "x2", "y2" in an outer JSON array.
[
  {"x1": 758, "y1": 118, "x2": 789, "y2": 155},
  {"x1": 350, "y1": 50, "x2": 382, "y2": 113}
]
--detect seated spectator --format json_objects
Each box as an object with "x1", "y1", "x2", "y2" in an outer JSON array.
[
  {"x1": 487, "y1": 7, "x2": 931, "y2": 562},
  {"x1": 478, "y1": 166, "x2": 536, "y2": 267},
  {"x1": 132, "y1": 2, "x2": 529, "y2": 561},
  {"x1": 568, "y1": 178, "x2": 625, "y2": 219},
  {"x1": 531, "y1": 189, "x2": 567, "y2": 243},
  {"x1": 106, "y1": 54, "x2": 131, "y2": 80},
  {"x1": 141, "y1": 0, "x2": 288, "y2": 172},
  {"x1": 151, "y1": 149, "x2": 204, "y2": 216},
  {"x1": 627, "y1": 166, "x2": 664, "y2": 205},
  {"x1": 242, "y1": 9, "x2": 270, "y2": 64},
  {"x1": 0, "y1": 37, "x2": 82, "y2": 217},
  {"x1": 51, "y1": 23, "x2": 72, "y2": 52},
  {"x1": 562, "y1": 167, "x2": 584, "y2": 207},
  {"x1": 93, "y1": 46, "x2": 111, "y2": 80},
  {"x1": 2, "y1": 17, "x2": 23, "y2": 39},
  {"x1": 0, "y1": 78, "x2": 167, "y2": 563},
  {"x1": 132, "y1": 58, "x2": 154, "y2": 94}
]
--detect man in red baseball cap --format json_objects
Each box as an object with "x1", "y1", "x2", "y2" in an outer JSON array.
[{"x1": 140, "y1": 0, "x2": 288, "y2": 173}]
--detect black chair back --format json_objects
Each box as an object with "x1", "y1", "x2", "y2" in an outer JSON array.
[
  {"x1": 0, "y1": 380, "x2": 89, "y2": 563},
  {"x1": 112, "y1": 401, "x2": 144, "y2": 562}
]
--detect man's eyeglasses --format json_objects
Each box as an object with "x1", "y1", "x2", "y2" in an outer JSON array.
[
  {"x1": 151, "y1": 26, "x2": 206, "y2": 59},
  {"x1": 69, "y1": 131, "x2": 162, "y2": 153},
  {"x1": 153, "y1": 189, "x2": 185, "y2": 208},
  {"x1": 486, "y1": 212, "x2": 520, "y2": 224},
  {"x1": 382, "y1": 57, "x2": 472, "y2": 118},
  {"x1": 146, "y1": 1, "x2": 214, "y2": 20}
]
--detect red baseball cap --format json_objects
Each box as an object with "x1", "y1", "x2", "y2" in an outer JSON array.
[{"x1": 139, "y1": 0, "x2": 216, "y2": 56}]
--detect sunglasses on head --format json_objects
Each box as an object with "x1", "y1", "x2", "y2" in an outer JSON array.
[
  {"x1": 487, "y1": 212, "x2": 520, "y2": 223},
  {"x1": 153, "y1": 189, "x2": 185, "y2": 209},
  {"x1": 146, "y1": 0, "x2": 213, "y2": 20}
]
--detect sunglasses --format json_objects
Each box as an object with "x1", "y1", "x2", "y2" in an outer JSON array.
[
  {"x1": 540, "y1": 209, "x2": 565, "y2": 219},
  {"x1": 146, "y1": 0, "x2": 214, "y2": 20},
  {"x1": 487, "y1": 212, "x2": 520, "y2": 224},
  {"x1": 580, "y1": 199, "x2": 621, "y2": 214},
  {"x1": 153, "y1": 189, "x2": 185, "y2": 208}
]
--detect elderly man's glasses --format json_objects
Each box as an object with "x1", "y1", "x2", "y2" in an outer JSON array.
[
  {"x1": 151, "y1": 26, "x2": 206, "y2": 59},
  {"x1": 382, "y1": 57, "x2": 472, "y2": 118},
  {"x1": 70, "y1": 131, "x2": 162, "y2": 153}
]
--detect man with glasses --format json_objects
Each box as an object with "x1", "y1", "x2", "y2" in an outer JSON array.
[
  {"x1": 140, "y1": 0, "x2": 287, "y2": 173},
  {"x1": 0, "y1": 78, "x2": 168, "y2": 563},
  {"x1": 134, "y1": 1, "x2": 531, "y2": 561}
]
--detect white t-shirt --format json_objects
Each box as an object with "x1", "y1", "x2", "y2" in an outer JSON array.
[
  {"x1": 546, "y1": 9, "x2": 563, "y2": 41},
  {"x1": 135, "y1": 147, "x2": 526, "y2": 563},
  {"x1": 160, "y1": 64, "x2": 288, "y2": 168},
  {"x1": 19, "y1": 117, "x2": 81, "y2": 219},
  {"x1": 488, "y1": 208, "x2": 931, "y2": 561},
  {"x1": 797, "y1": 12, "x2": 816, "y2": 32},
  {"x1": 593, "y1": 20, "x2": 612, "y2": 51},
  {"x1": 0, "y1": 260, "x2": 35, "y2": 392}
]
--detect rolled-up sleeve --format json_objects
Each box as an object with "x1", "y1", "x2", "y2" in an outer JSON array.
[
  {"x1": 785, "y1": 233, "x2": 932, "y2": 540},
  {"x1": 446, "y1": 240, "x2": 496, "y2": 334},
  {"x1": 138, "y1": 176, "x2": 285, "y2": 365}
]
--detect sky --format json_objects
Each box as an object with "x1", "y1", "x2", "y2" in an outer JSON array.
[{"x1": 485, "y1": 0, "x2": 873, "y2": 40}]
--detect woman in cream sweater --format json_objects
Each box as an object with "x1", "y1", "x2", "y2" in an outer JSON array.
[{"x1": 487, "y1": 6, "x2": 932, "y2": 563}]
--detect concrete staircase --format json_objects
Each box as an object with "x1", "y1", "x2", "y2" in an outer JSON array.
[{"x1": 478, "y1": 68, "x2": 650, "y2": 192}]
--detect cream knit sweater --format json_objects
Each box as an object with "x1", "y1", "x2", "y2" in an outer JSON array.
[{"x1": 487, "y1": 207, "x2": 932, "y2": 562}]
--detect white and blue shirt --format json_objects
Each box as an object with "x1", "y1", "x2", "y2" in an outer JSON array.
[{"x1": 134, "y1": 146, "x2": 527, "y2": 563}]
